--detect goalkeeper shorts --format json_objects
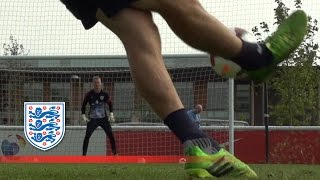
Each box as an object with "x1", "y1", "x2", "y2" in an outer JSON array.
[{"x1": 60, "y1": 0, "x2": 137, "y2": 30}]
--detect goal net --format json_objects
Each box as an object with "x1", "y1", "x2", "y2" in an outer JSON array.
[
  {"x1": 2, "y1": 0, "x2": 318, "y2": 159},
  {"x1": 0, "y1": 55, "x2": 231, "y2": 157}
]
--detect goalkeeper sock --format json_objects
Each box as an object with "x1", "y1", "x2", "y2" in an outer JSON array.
[
  {"x1": 164, "y1": 108, "x2": 220, "y2": 151},
  {"x1": 231, "y1": 40, "x2": 273, "y2": 70}
]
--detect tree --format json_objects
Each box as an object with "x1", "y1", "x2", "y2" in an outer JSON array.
[
  {"x1": 252, "y1": 0, "x2": 319, "y2": 125},
  {"x1": 1, "y1": 35, "x2": 29, "y2": 125},
  {"x1": 3, "y1": 35, "x2": 28, "y2": 56}
]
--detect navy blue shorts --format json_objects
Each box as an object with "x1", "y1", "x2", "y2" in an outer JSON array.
[{"x1": 60, "y1": 0, "x2": 137, "y2": 29}]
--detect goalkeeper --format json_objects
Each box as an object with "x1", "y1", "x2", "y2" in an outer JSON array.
[
  {"x1": 61, "y1": 0, "x2": 307, "y2": 178},
  {"x1": 81, "y1": 76, "x2": 117, "y2": 156}
]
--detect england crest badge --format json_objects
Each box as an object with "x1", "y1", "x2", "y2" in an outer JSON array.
[{"x1": 24, "y1": 102, "x2": 65, "y2": 151}]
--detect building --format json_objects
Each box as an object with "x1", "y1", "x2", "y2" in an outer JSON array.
[{"x1": 0, "y1": 55, "x2": 264, "y2": 125}]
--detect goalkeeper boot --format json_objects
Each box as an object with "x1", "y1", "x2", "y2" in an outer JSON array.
[
  {"x1": 184, "y1": 145, "x2": 257, "y2": 178},
  {"x1": 247, "y1": 10, "x2": 308, "y2": 83}
]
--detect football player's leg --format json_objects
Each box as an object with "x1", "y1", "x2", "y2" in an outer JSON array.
[
  {"x1": 246, "y1": 10, "x2": 307, "y2": 83},
  {"x1": 96, "y1": 8, "x2": 183, "y2": 119},
  {"x1": 100, "y1": 119, "x2": 117, "y2": 155},
  {"x1": 95, "y1": 8, "x2": 256, "y2": 179},
  {"x1": 82, "y1": 119, "x2": 99, "y2": 156},
  {"x1": 61, "y1": 1, "x2": 257, "y2": 177},
  {"x1": 96, "y1": 9, "x2": 219, "y2": 145},
  {"x1": 131, "y1": 0, "x2": 274, "y2": 70},
  {"x1": 132, "y1": 0, "x2": 241, "y2": 58},
  {"x1": 132, "y1": 0, "x2": 307, "y2": 79}
]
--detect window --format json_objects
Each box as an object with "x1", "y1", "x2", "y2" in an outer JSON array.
[
  {"x1": 114, "y1": 83, "x2": 135, "y2": 122},
  {"x1": 114, "y1": 82, "x2": 135, "y2": 111},
  {"x1": 24, "y1": 82, "x2": 43, "y2": 102},
  {"x1": 51, "y1": 82, "x2": 70, "y2": 102},
  {"x1": 207, "y1": 82, "x2": 229, "y2": 119},
  {"x1": 174, "y1": 82, "x2": 194, "y2": 109},
  {"x1": 83, "y1": 82, "x2": 92, "y2": 95},
  {"x1": 235, "y1": 84, "x2": 250, "y2": 121},
  {"x1": 51, "y1": 82, "x2": 70, "y2": 124}
]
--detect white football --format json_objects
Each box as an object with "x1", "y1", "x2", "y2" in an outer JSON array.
[{"x1": 210, "y1": 27, "x2": 256, "y2": 78}]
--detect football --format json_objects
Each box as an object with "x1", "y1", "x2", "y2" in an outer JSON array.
[{"x1": 210, "y1": 27, "x2": 257, "y2": 78}]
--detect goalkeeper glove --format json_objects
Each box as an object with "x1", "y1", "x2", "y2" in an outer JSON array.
[
  {"x1": 81, "y1": 114, "x2": 89, "y2": 123},
  {"x1": 108, "y1": 112, "x2": 115, "y2": 123}
]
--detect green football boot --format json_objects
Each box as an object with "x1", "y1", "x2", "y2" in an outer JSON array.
[
  {"x1": 184, "y1": 146, "x2": 257, "y2": 178},
  {"x1": 247, "y1": 10, "x2": 308, "y2": 83}
]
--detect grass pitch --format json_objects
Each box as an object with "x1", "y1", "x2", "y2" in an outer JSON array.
[{"x1": 1, "y1": 163, "x2": 320, "y2": 180}]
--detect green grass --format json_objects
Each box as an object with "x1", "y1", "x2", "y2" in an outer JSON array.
[{"x1": 1, "y1": 164, "x2": 320, "y2": 180}]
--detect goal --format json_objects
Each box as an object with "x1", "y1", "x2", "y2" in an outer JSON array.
[{"x1": 0, "y1": 55, "x2": 233, "y2": 157}]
